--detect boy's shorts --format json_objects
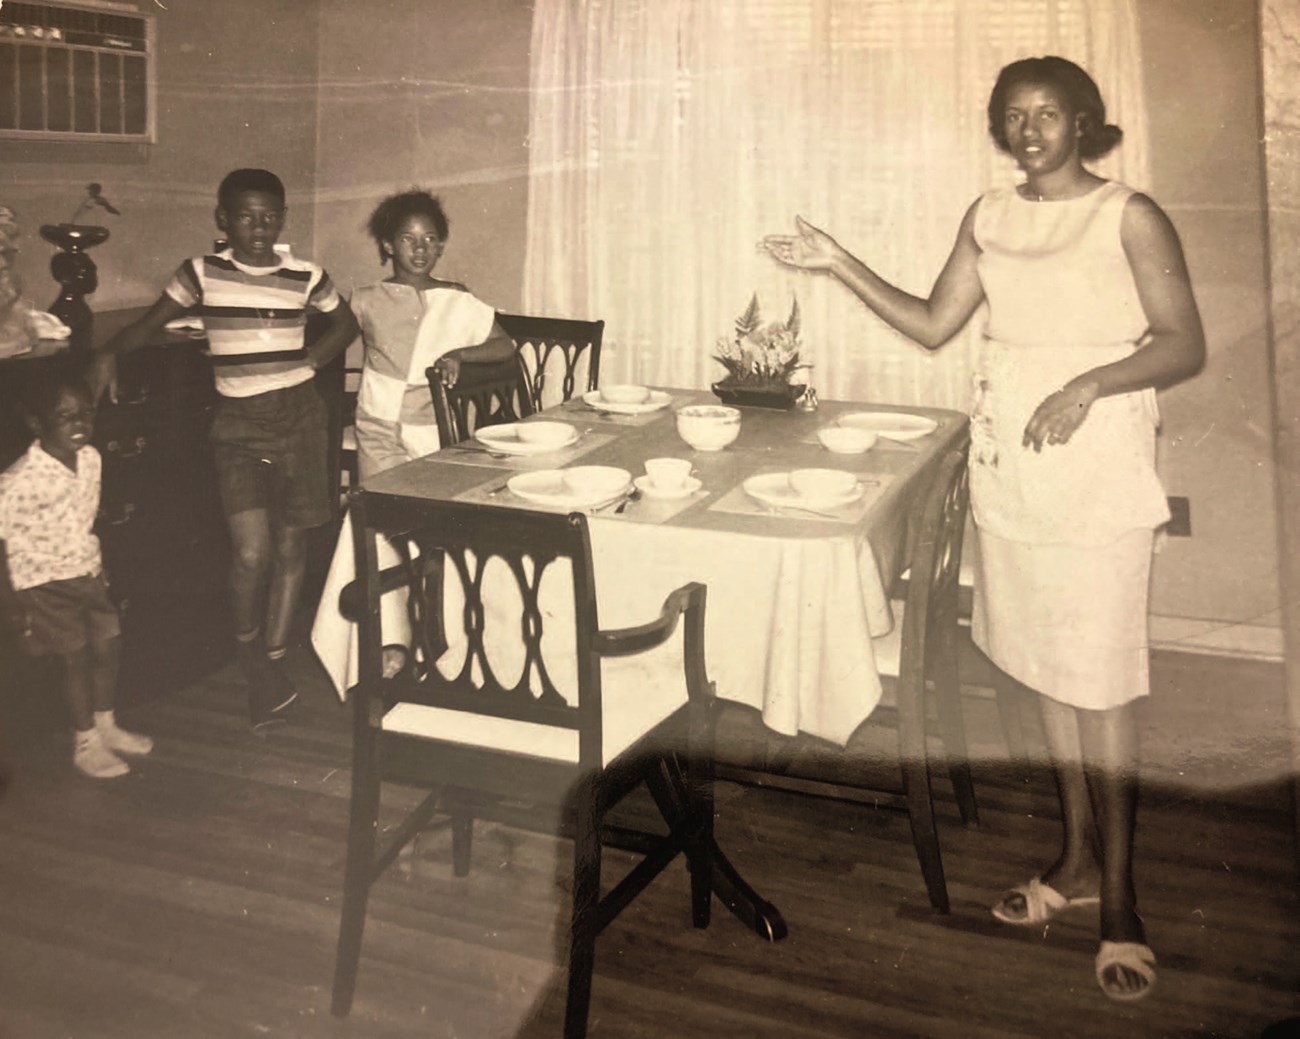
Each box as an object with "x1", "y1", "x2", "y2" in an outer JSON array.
[
  {"x1": 209, "y1": 378, "x2": 332, "y2": 529},
  {"x1": 17, "y1": 573, "x2": 121, "y2": 657}
]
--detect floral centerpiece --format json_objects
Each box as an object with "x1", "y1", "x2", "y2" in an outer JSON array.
[{"x1": 712, "y1": 293, "x2": 810, "y2": 409}]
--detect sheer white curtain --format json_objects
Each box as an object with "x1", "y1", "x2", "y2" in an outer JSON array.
[{"x1": 524, "y1": 0, "x2": 1147, "y2": 409}]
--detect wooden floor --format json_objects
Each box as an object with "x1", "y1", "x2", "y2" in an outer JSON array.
[{"x1": 0, "y1": 645, "x2": 1296, "y2": 1039}]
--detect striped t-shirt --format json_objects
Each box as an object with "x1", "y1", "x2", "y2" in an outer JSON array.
[{"x1": 164, "y1": 248, "x2": 342, "y2": 398}]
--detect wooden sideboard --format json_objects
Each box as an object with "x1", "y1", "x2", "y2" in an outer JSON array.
[{"x1": 0, "y1": 310, "x2": 346, "y2": 746}]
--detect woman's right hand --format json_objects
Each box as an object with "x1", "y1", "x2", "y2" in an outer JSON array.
[{"x1": 760, "y1": 216, "x2": 842, "y2": 272}]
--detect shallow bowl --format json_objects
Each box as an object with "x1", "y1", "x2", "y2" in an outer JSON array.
[
  {"x1": 516, "y1": 421, "x2": 576, "y2": 447},
  {"x1": 816, "y1": 426, "x2": 877, "y2": 454},
  {"x1": 562, "y1": 465, "x2": 631, "y2": 497},
  {"x1": 789, "y1": 467, "x2": 857, "y2": 499},
  {"x1": 600, "y1": 384, "x2": 652, "y2": 405},
  {"x1": 675, "y1": 405, "x2": 741, "y2": 452}
]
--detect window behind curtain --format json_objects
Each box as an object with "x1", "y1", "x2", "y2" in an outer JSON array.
[{"x1": 525, "y1": 0, "x2": 1145, "y2": 408}]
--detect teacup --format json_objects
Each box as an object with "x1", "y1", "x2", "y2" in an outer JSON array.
[{"x1": 644, "y1": 457, "x2": 693, "y2": 492}]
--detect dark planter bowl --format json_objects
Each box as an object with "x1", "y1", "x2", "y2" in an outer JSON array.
[
  {"x1": 39, "y1": 224, "x2": 110, "y2": 251},
  {"x1": 711, "y1": 381, "x2": 804, "y2": 410}
]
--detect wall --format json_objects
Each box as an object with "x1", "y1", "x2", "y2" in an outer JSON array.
[
  {"x1": 1137, "y1": 0, "x2": 1280, "y2": 643},
  {"x1": 312, "y1": 0, "x2": 533, "y2": 311},
  {"x1": 1, "y1": 0, "x2": 1277, "y2": 645},
  {"x1": 1, "y1": 0, "x2": 321, "y2": 313}
]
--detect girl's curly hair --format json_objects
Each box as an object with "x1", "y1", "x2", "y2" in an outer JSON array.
[{"x1": 366, "y1": 190, "x2": 449, "y2": 264}]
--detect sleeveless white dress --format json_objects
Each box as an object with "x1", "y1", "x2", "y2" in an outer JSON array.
[{"x1": 969, "y1": 180, "x2": 1170, "y2": 709}]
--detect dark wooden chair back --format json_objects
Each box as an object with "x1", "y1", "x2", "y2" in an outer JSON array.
[
  {"x1": 352, "y1": 495, "x2": 607, "y2": 763},
  {"x1": 495, "y1": 311, "x2": 604, "y2": 412},
  {"x1": 894, "y1": 440, "x2": 971, "y2": 702},
  {"x1": 426, "y1": 353, "x2": 536, "y2": 446},
  {"x1": 335, "y1": 492, "x2": 716, "y2": 1036}
]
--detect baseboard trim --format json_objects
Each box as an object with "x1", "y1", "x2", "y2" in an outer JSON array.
[{"x1": 1148, "y1": 615, "x2": 1284, "y2": 661}]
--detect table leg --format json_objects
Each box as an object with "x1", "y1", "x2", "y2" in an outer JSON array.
[{"x1": 645, "y1": 757, "x2": 788, "y2": 942}]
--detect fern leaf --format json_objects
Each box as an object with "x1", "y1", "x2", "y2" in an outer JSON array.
[
  {"x1": 787, "y1": 296, "x2": 801, "y2": 338},
  {"x1": 735, "y1": 292, "x2": 762, "y2": 337}
]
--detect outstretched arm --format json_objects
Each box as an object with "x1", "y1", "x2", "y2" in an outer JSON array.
[
  {"x1": 760, "y1": 207, "x2": 986, "y2": 350},
  {"x1": 1022, "y1": 194, "x2": 1205, "y2": 451}
]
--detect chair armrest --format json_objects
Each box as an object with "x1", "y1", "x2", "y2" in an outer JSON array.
[
  {"x1": 593, "y1": 581, "x2": 705, "y2": 658},
  {"x1": 338, "y1": 563, "x2": 423, "y2": 622}
]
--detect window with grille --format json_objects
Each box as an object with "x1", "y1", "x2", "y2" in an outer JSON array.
[{"x1": 0, "y1": 0, "x2": 155, "y2": 141}]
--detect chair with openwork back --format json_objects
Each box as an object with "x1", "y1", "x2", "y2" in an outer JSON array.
[
  {"x1": 426, "y1": 351, "x2": 536, "y2": 447},
  {"x1": 715, "y1": 436, "x2": 977, "y2": 914},
  {"x1": 330, "y1": 494, "x2": 716, "y2": 1038},
  {"x1": 495, "y1": 311, "x2": 604, "y2": 412}
]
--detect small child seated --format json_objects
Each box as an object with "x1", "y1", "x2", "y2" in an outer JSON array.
[{"x1": 0, "y1": 364, "x2": 152, "y2": 778}]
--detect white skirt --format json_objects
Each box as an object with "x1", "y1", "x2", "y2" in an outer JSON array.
[{"x1": 970, "y1": 526, "x2": 1155, "y2": 710}]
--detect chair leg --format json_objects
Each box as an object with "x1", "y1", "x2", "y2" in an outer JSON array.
[
  {"x1": 993, "y1": 671, "x2": 1034, "y2": 786},
  {"x1": 331, "y1": 729, "x2": 382, "y2": 1017},
  {"x1": 897, "y1": 690, "x2": 950, "y2": 914},
  {"x1": 929, "y1": 620, "x2": 979, "y2": 828},
  {"x1": 901, "y1": 759, "x2": 950, "y2": 914},
  {"x1": 683, "y1": 703, "x2": 715, "y2": 928},
  {"x1": 565, "y1": 778, "x2": 601, "y2": 1039},
  {"x1": 450, "y1": 790, "x2": 474, "y2": 878}
]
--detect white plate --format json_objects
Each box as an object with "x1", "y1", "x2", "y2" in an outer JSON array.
[
  {"x1": 507, "y1": 469, "x2": 632, "y2": 508},
  {"x1": 837, "y1": 412, "x2": 938, "y2": 441},
  {"x1": 743, "y1": 472, "x2": 865, "y2": 511},
  {"x1": 582, "y1": 389, "x2": 673, "y2": 415},
  {"x1": 476, "y1": 422, "x2": 579, "y2": 456},
  {"x1": 633, "y1": 474, "x2": 702, "y2": 501}
]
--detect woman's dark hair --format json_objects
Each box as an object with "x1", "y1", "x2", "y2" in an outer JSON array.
[
  {"x1": 366, "y1": 190, "x2": 449, "y2": 264},
  {"x1": 217, "y1": 168, "x2": 286, "y2": 210},
  {"x1": 20, "y1": 359, "x2": 91, "y2": 427},
  {"x1": 987, "y1": 56, "x2": 1123, "y2": 161}
]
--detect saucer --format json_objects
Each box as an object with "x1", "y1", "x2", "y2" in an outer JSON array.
[
  {"x1": 836, "y1": 412, "x2": 938, "y2": 441},
  {"x1": 633, "y1": 474, "x2": 702, "y2": 500},
  {"x1": 507, "y1": 468, "x2": 632, "y2": 508},
  {"x1": 582, "y1": 389, "x2": 673, "y2": 415},
  {"x1": 476, "y1": 422, "x2": 580, "y2": 456},
  {"x1": 743, "y1": 472, "x2": 865, "y2": 511}
]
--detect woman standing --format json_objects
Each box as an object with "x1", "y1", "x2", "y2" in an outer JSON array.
[{"x1": 762, "y1": 56, "x2": 1204, "y2": 1002}]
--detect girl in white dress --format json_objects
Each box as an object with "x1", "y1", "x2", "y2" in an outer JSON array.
[{"x1": 761, "y1": 56, "x2": 1204, "y2": 1002}]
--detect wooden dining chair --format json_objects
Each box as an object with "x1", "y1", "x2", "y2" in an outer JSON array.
[
  {"x1": 715, "y1": 438, "x2": 976, "y2": 914},
  {"x1": 426, "y1": 352, "x2": 536, "y2": 446},
  {"x1": 331, "y1": 494, "x2": 717, "y2": 1038},
  {"x1": 495, "y1": 311, "x2": 604, "y2": 412}
]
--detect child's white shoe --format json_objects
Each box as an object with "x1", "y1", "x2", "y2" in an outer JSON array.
[
  {"x1": 94, "y1": 711, "x2": 153, "y2": 756},
  {"x1": 74, "y1": 729, "x2": 129, "y2": 779}
]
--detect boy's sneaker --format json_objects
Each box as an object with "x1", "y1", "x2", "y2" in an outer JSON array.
[
  {"x1": 246, "y1": 662, "x2": 295, "y2": 733},
  {"x1": 264, "y1": 657, "x2": 299, "y2": 714},
  {"x1": 74, "y1": 730, "x2": 129, "y2": 780},
  {"x1": 97, "y1": 721, "x2": 154, "y2": 757}
]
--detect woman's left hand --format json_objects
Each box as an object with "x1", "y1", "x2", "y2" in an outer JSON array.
[{"x1": 1023, "y1": 379, "x2": 1099, "y2": 451}]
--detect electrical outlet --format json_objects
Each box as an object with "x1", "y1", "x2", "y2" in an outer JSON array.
[{"x1": 1166, "y1": 496, "x2": 1191, "y2": 537}]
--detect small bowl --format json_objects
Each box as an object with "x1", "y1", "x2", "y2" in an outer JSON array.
[
  {"x1": 816, "y1": 426, "x2": 877, "y2": 454},
  {"x1": 789, "y1": 468, "x2": 857, "y2": 499},
  {"x1": 675, "y1": 405, "x2": 741, "y2": 452},
  {"x1": 516, "y1": 421, "x2": 575, "y2": 447},
  {"x1": 600, "y1": 384, "x2": 652, "y2": 405},
  {"x1": 563, "y1": 465, "x2": 631, "y2": 497}
]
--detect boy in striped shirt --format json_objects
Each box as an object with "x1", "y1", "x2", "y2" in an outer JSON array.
[{"x1": 90, "y1": 169, "x2": 359, "y2": 730}]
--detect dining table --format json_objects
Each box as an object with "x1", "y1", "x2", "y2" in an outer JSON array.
[
  {"x1": 310, "y1": 386, "x2": 967, "y2": 941},
  {"x1": 314, "y1": 388, "x2": 966, "y2": 738}
]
